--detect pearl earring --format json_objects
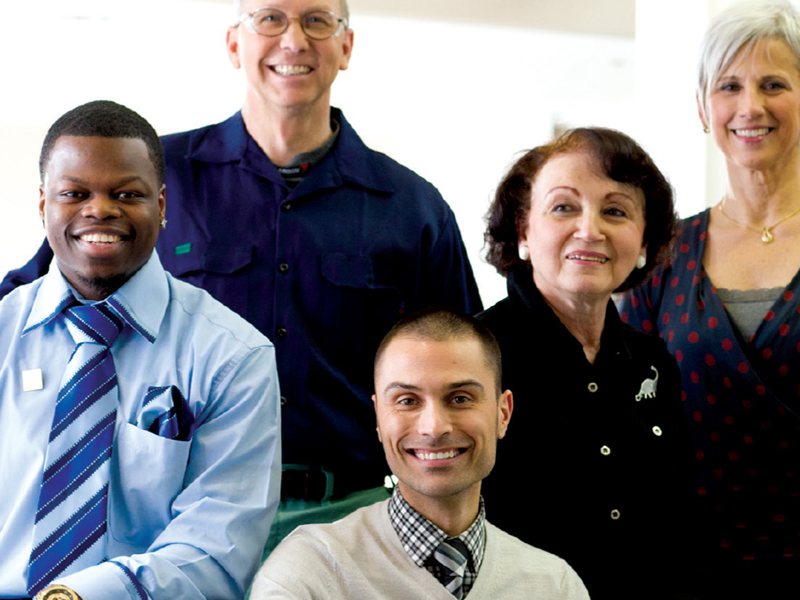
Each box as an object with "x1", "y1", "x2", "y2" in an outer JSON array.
[
  {"x1": 636, "y1": 254, "x2": 646, "y2": 269},
  {"x1": 518, "y1": 244, "x2": 529, "y2": 261}
]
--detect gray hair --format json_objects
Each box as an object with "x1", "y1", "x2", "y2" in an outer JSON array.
[
  {"x1": 233, "y1": 0, "x2": 350, "y2": 23},
  {"x1": 697, "y1": 0, "x2": 800, "y2": 119}
]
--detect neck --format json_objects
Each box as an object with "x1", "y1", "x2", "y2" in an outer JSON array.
[
  {"x1": 538, "y1": 285, "x2": 608, "y2": 364},
  {"x1": 398, "y1": 483, "x2": 480, "y2": 537},
  {"x1": 241, "y1": 94, "x2": 334, "y2": 166},
  {"x1": 724, "y1": 153, "x2": 800, "y2": 226}
]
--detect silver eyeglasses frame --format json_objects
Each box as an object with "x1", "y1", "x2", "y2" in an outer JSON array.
[{"x1": 236, "y1": 8, "x2": 348, "y2": 40}]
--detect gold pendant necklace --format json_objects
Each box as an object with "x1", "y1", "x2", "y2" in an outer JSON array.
[{"x1": 717, "y1": 199, "x2": 800, "y2": 243}]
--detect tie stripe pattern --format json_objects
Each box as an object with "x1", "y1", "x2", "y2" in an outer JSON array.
[
  {"x1": 27, "y1": 302, "x2": 124, "y2": 596},
  {"x1": 434, "y1": 537, "x2": 469, "y2": 599}
]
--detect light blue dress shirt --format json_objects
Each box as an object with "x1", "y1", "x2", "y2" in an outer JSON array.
[{"x1": 0, "y1": 252, "x2": 281, "y2": 600}]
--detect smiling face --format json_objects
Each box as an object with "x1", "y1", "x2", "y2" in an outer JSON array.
[
  {"x1": 523, "y1": 151, "x2": 646, "y2": 305},
  {"x1": 40, "y1": 136, "x2": 165, "y2": 300},
  {"x1": 702, "y1": 38, "x2": 800, "y2": 174},
  {"x1": 227, "y1": 0, "x2": 353, "y2": 115},
  {"x1": 373, "y1": 335, "x2": 512, "y2": 518}
]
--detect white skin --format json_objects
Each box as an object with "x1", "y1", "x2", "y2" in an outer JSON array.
[
  {"x1": 698, "y1": 38, "x2": 800, "y2": 291},
  {"x1": 373, "y1": 335, "x2": 512, "y2": 536},
  {"x1": 226, "y1": 0, "x2": 353, "y2": 165},
  {"x1": 519, "y1": 151, "x2": 647, "y2": 363}
]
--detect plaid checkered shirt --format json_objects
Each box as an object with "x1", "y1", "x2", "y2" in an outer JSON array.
[{"x1": 388, "y1": 486, "x2": 486, "y2": 597}]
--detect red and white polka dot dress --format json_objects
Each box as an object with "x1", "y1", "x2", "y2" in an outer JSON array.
[{"x1": 621, "y1": 208, "x2": 800, "y2": 567}]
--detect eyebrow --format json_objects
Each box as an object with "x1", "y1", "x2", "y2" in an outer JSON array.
[
  {"x1": 546, "y1": 186, "x2": 637, "y2": 202},
  {"x1": 382, "y1": 380, "x2": 485, "y2": 395},
  {"x1": 59, "y1": 175, "x2": 148, "y2": 186}
]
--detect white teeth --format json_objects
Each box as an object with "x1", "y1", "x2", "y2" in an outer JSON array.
[
  {"x1": 415, "y1": 450, "x2": 459, "y2": 461},
  {"x1": 567, "y1": 254, "x2": 607, "y2": 263},
  {"x1": 273, "y1": 65, "x2": 311, "y2": 76},
  {"x1": 734, "y1": 128, "x2": 770, "y2": 137},
  {"x1": 81, "y1": 233, "x2": 121, "y2": 243}
]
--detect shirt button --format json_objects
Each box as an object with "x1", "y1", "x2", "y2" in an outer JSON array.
[
  {"x1": 652, "y1": 426, "x2": 663, "y2": 436},
  {"x1": 600, "y1": 445, "x2": 611, "y2": 456},
  {"x1": 276, "y1": 328, "x2": 288, "y2": 340},
  {"x1": 280, "y1": 395, "x2": 287, "y2": 406},
  {"x1": 588, "y1": 382, "x2": 598, "y2": 393},
  {"x1": 279, "y1": 263, "x2": 289, "y2": 273},
  {"x1": 610, "y1": 509, "x2": 621, "y2": 520},
  {"x1": 282, "y1": 203, "x2": 292, "y2": 211}
]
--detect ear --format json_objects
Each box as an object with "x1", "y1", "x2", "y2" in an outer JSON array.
[
  {"x1": 372, "y1": 393, "x2": 382, "y2": 442},
  {"x1": 226, "y1": 26, "x2": 242, "y2": 70},
  {"x1": 696, "y1": 92, "x2": 709, "y2": 131},
  {"x1": 339, "y1": 28, "x2": 354, "y2": 71},
  {"x1": 496, "y1": 390, "x2": 513, "y2": 439},
  {"x1": 39, "y1": 186, "x2": 46, "y2": 225},
  {"x1": 158, "y1": 184, "x2": 166, "y2": 221}
]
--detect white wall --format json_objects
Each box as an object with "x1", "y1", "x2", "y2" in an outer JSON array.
[{"x1": 1, "y1": 0, "x2": 642, "y2": 306}]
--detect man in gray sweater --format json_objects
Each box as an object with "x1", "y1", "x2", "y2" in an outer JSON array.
[{"x1": 251, "y1": 308, "x2": 589, "y2": 599}]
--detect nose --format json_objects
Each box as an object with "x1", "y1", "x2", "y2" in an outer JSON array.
[
  {"x1": 575, "y1": 210, "x2": 605, "y2": 242},
  {"x1": 417, "y1": 401, "x2": 453, "y2": 439},
  {"x1": 738, "y1": 83, "x2": 766, "y2": 119},
  {"x1": 81, "y1": 195, "x2": 121, "y2": 220},
  {"x1": 279, "y1": 18, "x2": 311, "y2": 52}
]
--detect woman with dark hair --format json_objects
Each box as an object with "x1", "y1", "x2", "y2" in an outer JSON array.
[
  {"x1": 479, "y1": 127, "x2": 690, "y2": 600},
  {"x1": 620, "y1": 2, "x2": 800, "y2": 596}
]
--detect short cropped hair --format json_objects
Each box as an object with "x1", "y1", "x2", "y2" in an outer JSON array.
[
  {"x1": 484, "y1": 127, "x2": 676, "y2": 292},
  {"x1": 39, "y1": 100, "x2": 165, "y2": 185},
  {"x1": 374, "y1": 307, "x2": 503, "y2": 396},
  {"x1": 697, "y1": 1, "x2": 800, "y2": 121},
  {"x1": 233, "y1": 0, "x2": 350, "y2": 23}
]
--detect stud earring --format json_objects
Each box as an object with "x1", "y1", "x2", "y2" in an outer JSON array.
[
  {"x1": 636, "y1": 253, "x2": 647, "y2": 269},
  {"x1": 160, "y1": 217, "x2": 168, "y2": 229},
  {"x1": 518, "y1": 244, "x2": 529, "y2": 261},
  {"x1": 703, "y1": 126, "x2": 710, "y2": 134}
]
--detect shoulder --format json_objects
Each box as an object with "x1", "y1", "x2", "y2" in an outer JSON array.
[
  {"x1": 336, "y1": 111, "x2": 448, "y2": 207},
  {"x1": 483, "y1": 523, "x2": 589, "y2": 598},
  {"x1": 254, "y1": 501, "x2": 395, "y2": 597},
  {"x1": 476, "y1": 296, "x2": 517, "y2": 333},
  {"x1": 164, "y1": 273, "x2": 273, "y2": 352}
]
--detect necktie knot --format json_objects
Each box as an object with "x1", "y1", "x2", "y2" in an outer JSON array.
[
  {"x1": 66, "y1": 302, "x2": 125, "y2": 348},
  {"x1": 434, "y1": 537, "x2": 470, "y2": 599}
]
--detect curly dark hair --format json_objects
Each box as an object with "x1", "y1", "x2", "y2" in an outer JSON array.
[
  {"x1": 484, "y1": 127, "x2": 676, "y2": 292},
  {"x1": 40, "y1": 100, "x2": 165, "y2": 185}
]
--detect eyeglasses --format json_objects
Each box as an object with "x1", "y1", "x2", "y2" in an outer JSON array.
[{"x1": 237, "y1": 8, "x2": 348, "y2": 40}]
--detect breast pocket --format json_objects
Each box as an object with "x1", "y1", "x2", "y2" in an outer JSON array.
[
  {"x1": 109, "y1": 423, "x2": 191, "y2": 548},
  {"x1": 158, "y1": 241, "x2": 254, "y2": 318},
  {"x1": 320, "y1": 253, "x2": 408, "y2": 353}
]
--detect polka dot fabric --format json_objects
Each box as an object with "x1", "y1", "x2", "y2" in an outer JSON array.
[{"x1": 620, "y1": 209, "x2": 800, "y2": 565}]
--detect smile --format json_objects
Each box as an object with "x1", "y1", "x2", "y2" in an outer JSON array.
[
  {"x1": 566, "y1": 253, "x2": 608, "y2": 263},
  {"x1": 733, "y1": 128, "x2": 772, "y2": 137},
  {"x1": 79, "y1": 233, "x2": 122, "y2": 243},
  {"x1": 271, "y1": 65, "x2": 312, "y2": 76},
  {"x1": 412, "y1": 449, "x2": 462, "y2": 461}
]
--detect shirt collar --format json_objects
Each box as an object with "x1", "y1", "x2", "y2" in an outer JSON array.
[
  {"x1": 506, "y1": 266, "x2": 631, "y2": 363},
  {"x1": 186, "y1": 109, "x2": 395, "y2": 194},
  {"x1": 23, "y1": 251, "x2": 168, "y2": 344},
  {"x1": 388, "y1": 486, "x2": 486, "y2": 572}
]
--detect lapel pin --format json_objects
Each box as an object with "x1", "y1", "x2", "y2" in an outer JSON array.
[{"x1": 22, "y1": 368, "x2": 44, "y2": 392}]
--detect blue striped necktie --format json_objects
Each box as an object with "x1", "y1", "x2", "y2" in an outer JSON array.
[
  {"x1": 27, "y1": 301, "x2": 124, "y2": 596},
  {"x1": 434, "y1": 537, "x2": 469, "y2": 599}
]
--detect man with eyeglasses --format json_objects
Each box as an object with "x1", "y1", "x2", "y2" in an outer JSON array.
[{"x1": 0, "y1": 0, "x2": 482, "y2": 560}]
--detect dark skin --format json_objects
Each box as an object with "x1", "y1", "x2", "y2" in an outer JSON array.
[{"x1": 39, "y1": 136, "x2": 165, "y2": 301}]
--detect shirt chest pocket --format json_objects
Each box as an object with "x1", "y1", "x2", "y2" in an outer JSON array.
[
  {"x1": 158, "y1": 241, "x2": 255, "y2": 318},
  {"x1": 108, "y1": 423, "x2": 191, "y2": 548}
]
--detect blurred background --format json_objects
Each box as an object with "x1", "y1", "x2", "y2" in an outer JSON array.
[{"x1": 0, "y1": 0, "x2": 750, "y2": 304}]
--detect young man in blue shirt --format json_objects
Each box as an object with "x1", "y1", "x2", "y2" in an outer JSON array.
[{"x1": 0, "y1": 101, "x2": 280, "y2": 600}]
